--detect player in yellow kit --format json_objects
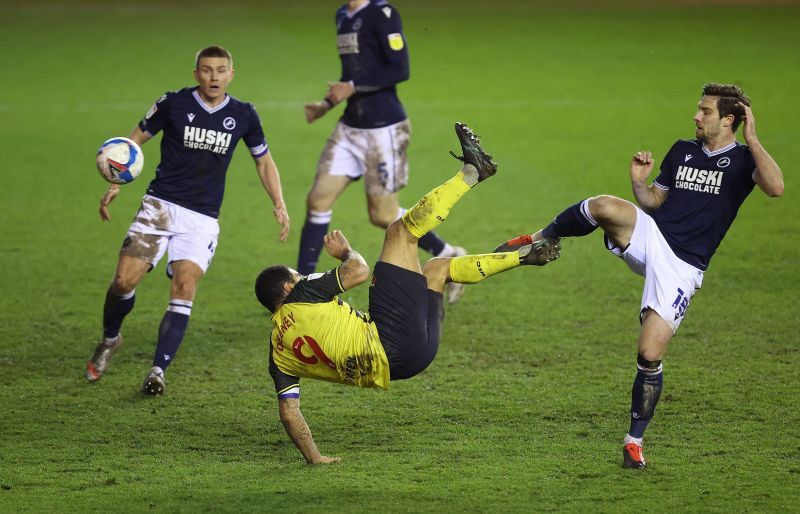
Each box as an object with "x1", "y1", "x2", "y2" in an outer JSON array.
[{"x1": 254, "y1": 123, "x2": 561, "y2": 464}]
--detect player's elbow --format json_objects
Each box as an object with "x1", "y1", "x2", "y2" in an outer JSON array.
[
  {"x1": 768, "y1": 182, "x2": 784, "y2": 198},
  {"x1": 346, "y1": 261, "x2": 371, "y2": 287}
]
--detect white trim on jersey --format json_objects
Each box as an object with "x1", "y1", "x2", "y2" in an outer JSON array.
[
  {"x1": 653, "y1": 181, "x2": 670, "y2": 190},
  {"x1": 701, "y1": 141, "x2": 736, "y2": 157},
  {"x1": 192, "y1": 90, "x2": 231, "y2": 114},
  {"x1": 249, "y1": 143, "x2": 268, "y2": 157}
]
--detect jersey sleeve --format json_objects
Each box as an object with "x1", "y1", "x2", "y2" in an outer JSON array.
[
  {"x1": 743, "y1": 145, "x2": 758, "y2": 183},
  {"x1": 351, "y1": 3, "x2": 410, "y2": 92},
  {"x1": 244, "y1": 103, "x2": 269, "y2": 158},
  {"x1": 284, "y1": 268, "x2": 345, "y2": 304},
  {"x1": 138, "y1": 91, "x2": 173, "y2": 137},
  {"x1": 269, "y1": 347, "x2": 300, "y2": 399},
  {"x1": 653, "y1": 142, "x2": 679, "y2": 190}
]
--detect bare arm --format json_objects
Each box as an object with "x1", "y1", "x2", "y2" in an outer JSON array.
[
  {"x1": 737, "y1": 102, "x2": 784, "y2": 197},
  {"x1": 278, "y1": 397, "x2": 341, "y2": 465},
  {"x1": 324, "y1": 230, "x2": 370, "y2": 290},
  {"x1": 99, "y1": 126, "x2": 153, "y2": 222},
  {"x1": 254, "y1": 152, "x2": 291, "y2": 241},
  {"x1": 630, "y1": 150, "x2": 668, "y2": 213}
]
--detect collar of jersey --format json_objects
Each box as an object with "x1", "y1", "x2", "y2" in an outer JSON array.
[
  {"x1": 346, "y1": 1, "x2": 370, "y2": 18},
  {"x1": 192, "y1": 89, "x2": 231, "y2": 114},
  {"x1": 701, "y1": 141, "x2": 736, "y2": 157}
]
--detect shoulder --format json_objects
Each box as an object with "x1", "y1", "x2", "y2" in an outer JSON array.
[{"x1": 367, "y1": 0, "x2": 400, "y2": 19}]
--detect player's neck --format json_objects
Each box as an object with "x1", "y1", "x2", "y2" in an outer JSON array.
[
  {"x1": 702, "y1": 134, "x2": 736, "y2": 152},
  {"x1": 196, "y1": 90, "x2": 227, "y2": 109},
  {"x1": 348, "y1": 0, "x2": 368, "y2": 12}
]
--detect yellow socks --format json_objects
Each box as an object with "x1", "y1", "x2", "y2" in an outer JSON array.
[
  {"x1": 401, "y1": 169, "x2": 474, "y2": 238},
  {"x1": 448, "y1": 252, "x2": 520, "y2": 284}
]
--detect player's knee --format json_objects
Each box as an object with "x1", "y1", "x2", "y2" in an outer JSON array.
[
  {"x1": 368, "y1": 207, "x2": 395, "y2": 228},
  {"x1": 111, "y1": 275, "x2": 138, "y2": 295},
  {"x1": 637, "y1": 353, "x2": 663, "y2": 372},
  {"x1": 587, "y1": 195, "x2": 622, "y2": 222},
  {"x1": 306, "y1": 190, "x2": 334, "y2": 212},
  {"x1": 170, "y1": 277, "x2": 198, "y2": 300}
]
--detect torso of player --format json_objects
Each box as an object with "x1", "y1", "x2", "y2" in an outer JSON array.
[
  {"x1": 336, "y1": 0, "x2": 408, "y2": 128},
  {"x1": 139, "y1": 87, "x2": 268, "y2": 218},
  {"x1": 651, "y1": 139, "x2": 757, "y2": 271},
  {"x1": 271, "y1": 295, "x2": 390, "y2": 390}
]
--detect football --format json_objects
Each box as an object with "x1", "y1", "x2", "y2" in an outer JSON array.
[{"x1": 96, "y1": 137, "x2": 144, "y2": 184}]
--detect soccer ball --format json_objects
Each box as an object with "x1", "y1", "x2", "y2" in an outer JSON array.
[{"x1": 96, "y1": 137, "x2": 144, "y2": 184}]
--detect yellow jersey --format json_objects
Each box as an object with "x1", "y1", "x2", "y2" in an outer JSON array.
[{"x1": 268, "y1": 268, "x2": 391, "y2": 398}]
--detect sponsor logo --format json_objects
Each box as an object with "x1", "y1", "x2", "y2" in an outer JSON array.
[
  {"x1": 717, "y1": 156, "x2": 730, "y2": 168},
  {"x1": 183, "y1": 126, "x2": 232, "y2": 154},
  {"x1": 337, "y1": 32, "x2": 359, "y2": 55},
  {"x1": 388, "y1": 33, "x2": 404, "y2": 51},
  {"x1": 223, "y1": 117, "x2": 236, "y2": 130},
  {"x1": 684, "y1": 154, "x2": 693, "y2": 162},
  {"x1": 382, "y1": 6, "x2": 392, "y2": 18},
  {"x1": 673, "y1": 165, "x2": 724, "y2": 195},
  {"x1": 187, "y1": 113, "x2": 195, "y2": 123}
]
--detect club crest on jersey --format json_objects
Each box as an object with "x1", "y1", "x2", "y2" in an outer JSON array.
[
  {"x1": 388, "y1": 33, "x2": 404, "y2": 51},
  {"x1": 717, "y1": 156, "x2": 730, "y2": 168},
  {"x1": 223, "y1": 117, "x2": 236, "y2": 130},
  {"x1": 352, "y1": 18, "x2": 362, "y2": 30},
  {"x1": 674, "y1": 165, "x2": 724, "y2": 195},
  {"x1": 183, "y1": 126, "x2": 232, "y2": 154}
]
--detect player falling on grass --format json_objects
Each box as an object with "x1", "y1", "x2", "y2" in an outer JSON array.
[
  {"x1": 255, "y1": 124, "x2": 561, "y2": 464},
  {"x1": 85, "y1": 45, "x2": 290, "y2": 396},
  {"x1": 495, "y1": 83, "x2": 784, "y2": 468},
  {"x1": 300, "y1": 0, "x2": 470, "y2": 305}
]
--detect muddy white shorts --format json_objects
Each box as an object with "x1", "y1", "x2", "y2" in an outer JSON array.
[
  {"x1": 119, "y1": 195, "x2": 219, "y2": 273},
  {"x1": 315, "y1": 119, "x2": 411, "y2": 196},
  {"x1": 606, "y1": 207, "x2": 704, "y2": 333}
]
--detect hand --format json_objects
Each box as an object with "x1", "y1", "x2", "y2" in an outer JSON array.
[
  {"x1": 309, "y1": 455, "x2": 342, "y2": 465},
  {"x1": 326, "y1": 81, "x2": 355, "y2": 104},
  {"x1": 304, "y1": 101, "x2": 331, "y2": 124},
  {"x1": 99, "y1": 185, "x2": 120, "y2": 222},
  {"x1": 273, "y1": 203, "x2": 290, "y2": 242},
  {"x1": 324, "y1": 230, "x2": 353, "y2": 261},
  {"x1": 630, "y1": 151, "x2": 654, "y2": 184},
  {"x1": 737, "y1": 102, "x2": 757, "y2": 145}
]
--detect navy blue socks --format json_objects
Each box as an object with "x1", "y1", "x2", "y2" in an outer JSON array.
[
  {"x1": 152, "y1": 300, "x2": 192, "y2": 371},
  {"x1": 542, "y1": 199, "x2": 599, "y2": 239},
  {"x1": 103, "y1": 288, "x2": 136, "y2": 340}
]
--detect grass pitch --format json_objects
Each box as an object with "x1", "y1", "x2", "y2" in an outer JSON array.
[{"x1": 1, "y1": 0, "x2": 799, "y2": 512}]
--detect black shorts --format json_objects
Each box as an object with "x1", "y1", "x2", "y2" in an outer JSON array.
[{"x1": 369, "y1": 262, "x2": 444, "y2": 380}]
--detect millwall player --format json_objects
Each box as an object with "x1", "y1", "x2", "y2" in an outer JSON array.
[
  {"x1": 496, "y1": 84, "x2": 784, "y2": 468},
  {"x1": 301, "y1": 0, "x2": 469, "y2": 304},
  {"x1": 255, "y1": 124, "x2": 560, "y2": 464},
  {"x1": 86, "y1": 46, "x2": 291, "y2": 395}
]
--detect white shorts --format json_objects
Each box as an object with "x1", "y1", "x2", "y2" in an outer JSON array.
[
  {"x1": 315, "y1": 119, "x2": 411, "y2": 196},
  {"x1": 120, "y1": 195, "x2": 219, "y2": 273},
  {"x1": 606, "y1": 207, "x2": 704, "y2": 333}
]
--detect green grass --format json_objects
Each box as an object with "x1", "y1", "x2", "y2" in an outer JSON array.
[{"x1": 1, "y1": 0, "x2": 799, "y2": 512}]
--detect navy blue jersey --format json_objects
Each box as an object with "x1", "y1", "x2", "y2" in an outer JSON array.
[
  {"x1": 138, "y1": 87, "x2": 269, "y2": 218},
  {"x1": 651, "y1": 139, "x2": 757, "y2": 271},
  {"x1": 336, "y1": 0, "x2": 409, "y2": 129}
]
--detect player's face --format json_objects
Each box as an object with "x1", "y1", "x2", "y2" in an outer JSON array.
[
  {"x1": 193, "y1": 57, "x2": 234, "y2": 104},
  {"x1": 693, "y1": 95, "x2": 724, "y2": 142}
]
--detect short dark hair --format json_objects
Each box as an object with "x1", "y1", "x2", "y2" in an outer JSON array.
[
  {"x1": 195, "y1": 45, "x2": 233, "y2": 69},
  {"x1": 255, "y1": 265, "x2": 294, "y2": 313},
  {"x1": 702, "y1": 83, "x2": 751, "y2": 133}
]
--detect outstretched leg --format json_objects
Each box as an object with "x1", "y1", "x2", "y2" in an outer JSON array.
[{"x1": 379, "y1": 123, "x2": 498, "y2": 273}]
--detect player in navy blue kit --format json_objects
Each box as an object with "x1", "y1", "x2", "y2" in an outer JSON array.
[
  {"x1": 300, "y1": 0, "x2": 469, "y2": 304},
  {"x1": 495, "y1": 83, "x2": 784, "y2": 468},
  {"x1": 86, "y1": 46, "x2": 290, "y2": 395}
]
